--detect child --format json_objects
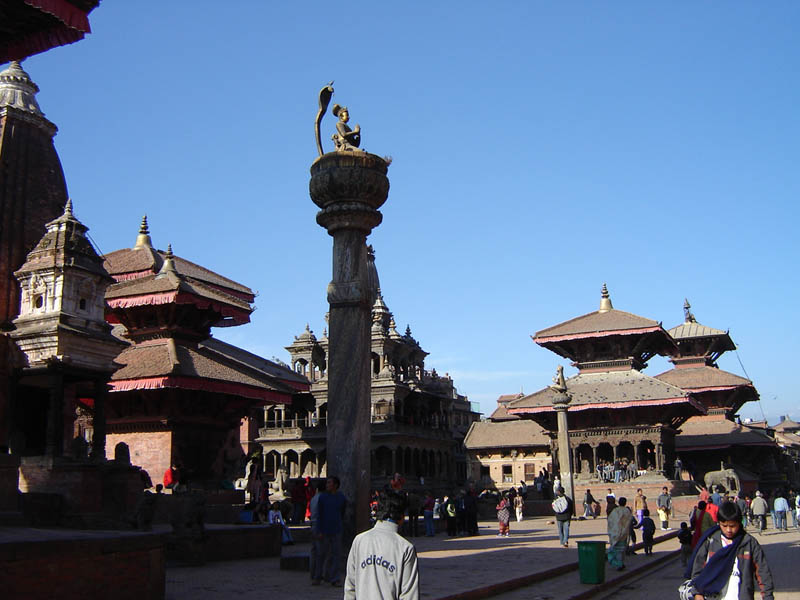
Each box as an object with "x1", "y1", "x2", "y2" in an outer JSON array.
[
  {"x1": 683, "y1": 500, "x2": 774, "y2": 600},
  {"x1": 635, "y1": 508, "x2": 657, "y2": 555},
  {"x1": 677, "y1": 522, "x2": 693, "y2": 567},
  {"x1": 268, "y1": 501, "x2": 294, "y2": 545}
]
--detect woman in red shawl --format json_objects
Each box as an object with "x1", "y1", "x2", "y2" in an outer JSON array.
[
  {"x1": 691, "y1": 500, "x2": 715, "y2": 548},
  {"x1": 304, "y1": 476, "x2": 314, "y2": 521}
]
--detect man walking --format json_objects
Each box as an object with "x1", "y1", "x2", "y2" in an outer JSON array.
[
  {"x1": 773, "y1": 490, "x2": 789, "y2": 531},
  {"x1": 606, "y1": 496, "x2": 633, "y2": 571},
  {"x1": 656, "y1": 486, "x2": 672, "y2": 530},
  {"x1": 750, "y1": 490, "x2": 768, "y2": 533},
  {"x1": 583, "y1": 488, "x2": 596, "y2": 519},
  {"x1": 345, "y1": 490, "x2": 419, "y2": 600},
  {"x1": 313, "y1": 476, "x2": 346, "y2": 586},
  {"x1": 552, "y1": 486, "x2": 574, "y2": 547}
]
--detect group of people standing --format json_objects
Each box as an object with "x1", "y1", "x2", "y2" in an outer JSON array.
[
  {"x1": 595, "y1": 458, "x2": 642, "y2": 483},
  {"x1": 678, "y1": 489, "x2": 775, "y2": 600},
  {"x1": 495, "y1": 482, "x2": 529, "y2": 536}
]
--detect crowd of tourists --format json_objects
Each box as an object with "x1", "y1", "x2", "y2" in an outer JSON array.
[{"x1": 254, "y1": 469, "x2": 797, "y2": 600}]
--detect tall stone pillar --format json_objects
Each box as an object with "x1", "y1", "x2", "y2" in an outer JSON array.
[
  {"x1": 550, "y1": 366, "x2": 574, "y2": 512},
  {"x1": 310, "y1": 151, "x2": 389, "y2": 538}
]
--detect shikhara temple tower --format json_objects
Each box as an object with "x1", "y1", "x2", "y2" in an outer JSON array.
[
  {"x1": 0, "y1": 60, "x2": 72, "y2": 511},
  {"x1": 507, "y1": 285, "x2": 705, "y2": 481},
  {"x1": 11, "y1": 200, "x2": 124, "y2": 458},
  {"x1": 0, "y1": 61, "x2": 68, "y2": 327}
]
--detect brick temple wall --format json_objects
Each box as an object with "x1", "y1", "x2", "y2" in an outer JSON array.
[
  {"x1": 107, "y1": 430, "x2": 172, "y2": 486},
  {"x1": 0, "y1": 530, "x2": 164, "y2": 600}
]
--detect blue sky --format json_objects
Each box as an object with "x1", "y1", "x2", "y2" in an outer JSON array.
[{"x1": 14, "y1": 2, "x2": 799, "y2": 423}]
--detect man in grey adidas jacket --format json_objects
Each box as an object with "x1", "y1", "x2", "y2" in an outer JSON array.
[{"x1": 345, "y1": 490, "x2": 419, "y2": 600}]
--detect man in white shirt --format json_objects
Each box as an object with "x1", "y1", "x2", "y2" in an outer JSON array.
[{"x1": 345, "y1": 490, "x2": 419, "y2": 600}]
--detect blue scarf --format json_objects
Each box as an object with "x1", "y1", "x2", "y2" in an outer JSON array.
[{"x1": 684, "y1": 525, "x2": 744, "y2": 595}]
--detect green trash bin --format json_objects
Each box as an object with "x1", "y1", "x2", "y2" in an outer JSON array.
[{"x1": 577, "y1": 540, "x2": 606, "y2": 584}]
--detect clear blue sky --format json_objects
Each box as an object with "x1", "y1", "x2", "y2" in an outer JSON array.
[{"x1": 14, "y1": 2, "x2": 799, "y2": 423}]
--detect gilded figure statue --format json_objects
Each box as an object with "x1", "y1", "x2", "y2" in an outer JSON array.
[{"x1": 314, "y1": 82, "x2": 363, "y2": 155}]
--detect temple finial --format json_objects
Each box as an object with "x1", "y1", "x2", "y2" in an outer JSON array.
[
  {"x1": 134, "y1": 215, "x2": 153, "y2": 249},
  {"x1": 63, "y1": 198, "x2": 73, "y2": 217},
  {"x1": 599, "y1": 283, "x2": 613, "y2": 313},
  {"x1": 157, "y1": 243, "x2": 176, "y2": 275},
  {"x1": 684, "y1": 298, "x2": 696, "y2": 323}
]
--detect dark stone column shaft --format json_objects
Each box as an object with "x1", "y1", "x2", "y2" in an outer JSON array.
[
  {"x1": 45, "y1": 371, "x2": 64, "y2": 457},
  {"x1": 326, "y1": 233, "x2": 372, "y2": 538},
  {"x1": 91, "y1": 379, "x2": 107, "y2": 461}
]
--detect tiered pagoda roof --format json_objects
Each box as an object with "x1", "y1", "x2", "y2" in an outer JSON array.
[
  {"x1": 508, "y1": 285, "x2": 704, "y2": 432},
  {"x1": 655, "y1": 300, "x2": 757, "y2": 414},
  {"x1": 773, "y1": 418, "x2": 800, "y2": 433},
  {"x1": 105, "y1": 218, "x2": 300, "y2": 406},
  {"x1": 507, "y1": 369, "x2": 703, "y2": 430},
  {"x1": 0, "y1": 1, "x2": 100, "y2": 63},
  {"x1": 110, "y1": 337, "x2": 295, "y2": 404},
  {"x1": 675, "y1": 417, "x2": 776, "y2": 452},
  {"x1": 533, "y1": 284, "x2": 675, "y2": 372}
]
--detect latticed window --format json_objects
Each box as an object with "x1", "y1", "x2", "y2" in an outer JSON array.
[{"x1": 524, "y1": 463, "x2": 536, "y2": 481}]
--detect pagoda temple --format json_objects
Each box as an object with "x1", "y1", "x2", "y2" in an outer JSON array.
[
  {"x1": 655, "y1": 300, "x2": 785, "y2": 490},
  {"x1": 506, "y1": 285, "x2": 706, "y2": 482},
  {"x1": 102, "y1": 218, "x2": 305, "y2": 486}
]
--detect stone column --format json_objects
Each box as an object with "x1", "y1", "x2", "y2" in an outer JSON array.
[
  {"x1": 310, "y1": 151, "x2": 389, "y2": 539},
  {"x1": 553, "y1": 388, "x2": 574, "y2": 511},
  {"x1": 91, "y1": 379, "x2": 107, "y2": 462},
  {"x1": 45, "y1": 371, "x2": 64, "y2": 457},
  {"x1": 591, "y1": 445, "x2": 598, "y2": 473}
]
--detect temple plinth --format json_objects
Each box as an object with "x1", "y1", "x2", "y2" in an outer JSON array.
[{"x1": 309, "y1": 151, "x2": 389, "y2": 537}]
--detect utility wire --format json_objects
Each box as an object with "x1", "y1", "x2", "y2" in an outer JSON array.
[{"x1": 735, "y1": 349, "x2": 768, "y2": 423}]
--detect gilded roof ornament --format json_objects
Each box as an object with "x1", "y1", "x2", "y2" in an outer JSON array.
[
  {"x1": 134, "y1": 215, "x2": 153, "y2": 249},
  {"x1": 598, "y1": 283, "x2": 613, "y2": 313},
  {"x1": 157, "y1": 244, "x2": 176, "y2": 275}
]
